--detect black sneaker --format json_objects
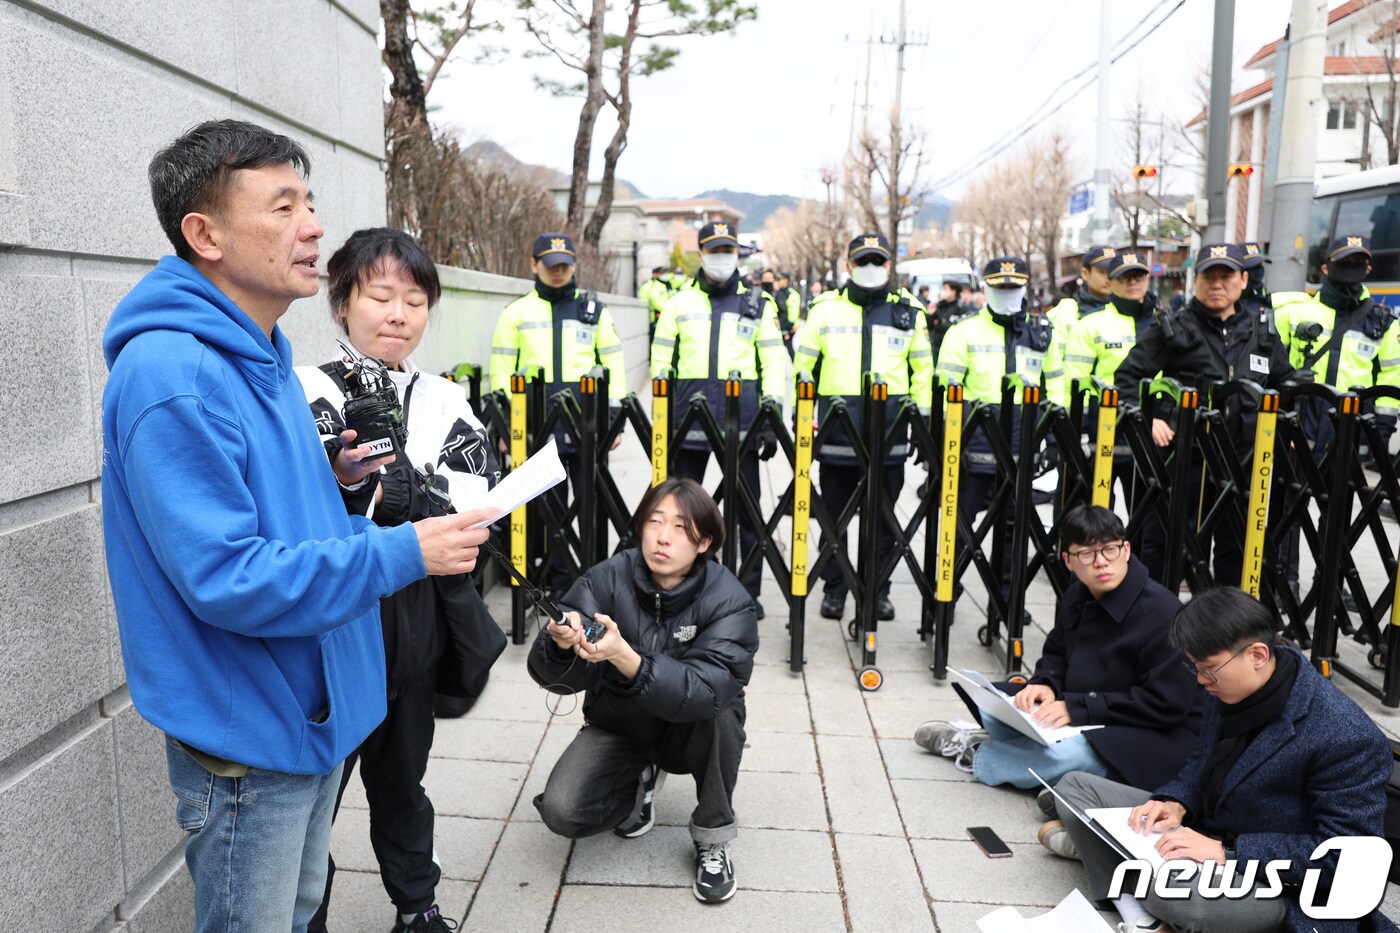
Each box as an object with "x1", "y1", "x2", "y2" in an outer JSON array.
[
  {"x1": 1036, "y1": 786, "x2": 1057, "y2": 819},
  {"x1": 753, "y1": 601, "x2": 766, "y2": 620},
  {"x1": 615, "y1": 766, "x2": 666, "y2": 838},
  {"x1": 693, "y1": 841, "x2": 736, "y2": 903},
  {"x1": 820, "y1": 592, "x2": 845, "y2": 619},
  {"x1": 391, "y1": 906, "x2": 456, "y2": 933},
  {"x1": 877, "y1": 596, "x2": 895, "y2": 621}
]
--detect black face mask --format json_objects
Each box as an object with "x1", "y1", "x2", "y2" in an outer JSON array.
[
  {"x1": 1246, "y1": 266, "x2": 1267, "y2": 294},
  {"x1": 761, "y1": 282, "x2": 775, "y2": 293},
  {"x1": 1328, "y1": 262, "x2": 1369, "y2": 286}
]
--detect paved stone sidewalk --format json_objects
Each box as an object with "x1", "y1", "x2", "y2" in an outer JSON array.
[{"x1": 320, "y1": 405, "x2": 1400, "y2": 931}]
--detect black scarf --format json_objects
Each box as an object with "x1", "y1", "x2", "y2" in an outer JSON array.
[
  {"x1": 1076, "y1": 284, "x2": 1110, "y2": 315},
  {"x1": 843, "y1": 280, "x2": 891, "y2": 308},
  {"x1": 698, "y1": 270, "x2": 740, "y2": 297},
  {"x1": 534, "y1": 278, "x2": 577, "y2": 303},
  {"x1": 1200, "y1": 648, "x2": 1298, "y2": 824},
  {"x1": 1319, "y1": 277, "x2": 1365, "y2": 314},
  {"x1": 1111, "y1": 290, "x2": 1158, "y2": 320}
]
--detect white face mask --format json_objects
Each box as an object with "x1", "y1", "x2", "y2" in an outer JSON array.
[
  {"x1": 985, "y1": 286, "x2": 1026, "y2": 316},
  {"x1": 701, "y1": 252, "x2": 738, "y2": 281},
  {"x1": 850, "y1": 264, "x2": 890, "y2": 289}
]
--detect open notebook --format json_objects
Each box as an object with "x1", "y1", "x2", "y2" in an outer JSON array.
[
  {"x1": 976, "y1": 889, "x2": 1115, "y2": 932},
  {"x1": 951, "y1": 669, "x2": 1104, "y2": 747}
]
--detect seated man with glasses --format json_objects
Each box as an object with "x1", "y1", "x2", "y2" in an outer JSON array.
[
  {"x1": 1045, "y1": 586, "x2": 1394, "y2": 933},
  {"x1": 915, "y1": 506, "x2": 1200, "y2": 796}
]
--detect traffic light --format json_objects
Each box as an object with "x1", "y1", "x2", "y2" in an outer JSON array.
[
  {"x1": 1132, "y1": 165, "x2": 1159, "y2": 179},
  {"x1": 1228, "y1": 163, "x2": 1255, "y2": 178}
]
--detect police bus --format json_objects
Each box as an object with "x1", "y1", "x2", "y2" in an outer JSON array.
[{"x1": 1310, "y1": 165, "x2": 1400, "y2": 305}]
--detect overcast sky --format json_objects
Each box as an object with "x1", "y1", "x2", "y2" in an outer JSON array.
[{"x1": 431, "y1": 0, "x2": 1294, "y2": 203}]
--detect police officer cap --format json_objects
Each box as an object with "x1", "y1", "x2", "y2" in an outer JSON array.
[
  {"x1": 848, "y1": 233, "x2": 892, "y2": 262},
  {"x1": 698, "y1": 221, "x2": 740, "y2": 250},
  {"x1": 1081, "y1": 245, "x2": 1118, "y2": 270},
  {"x1": 1328, "y1": 235, "x2": 1373, "y2": 262},
  {"x1": 982, "y1": 256, "x2": 1030, "y2": 287},
  {"x1": 1195, "y1": 242, "x2": 1246, "y2": 274},
  {"x1": 532, "y1": 232, "x2": 576, "y2": 267},
  {"x1": 1107, "y1": 250, "x2": 1151, "y2": 279},
  {"x1": 1239, "y1": 242, "x2": 1271, "y2": 268}
]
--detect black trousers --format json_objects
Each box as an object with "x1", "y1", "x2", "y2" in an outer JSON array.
[
  {"x1": 533, "y1": 702, "x2": 746, "y2": 844},
  {"x1": 308, "y1": 675, "x2": 440, "y2": 931},
  {"x1": 957, "y1": 470, "x2": 1015, "y2": 604},
  {"x1": 674, "y1": 447, "x2": 762, "y2": 597},
  {"x1": 1138, "y1": 462, "x2": 1243, "y2": 588},
  {"x1": 818, "y1": 461, "x2": 906, "y2": 600}
]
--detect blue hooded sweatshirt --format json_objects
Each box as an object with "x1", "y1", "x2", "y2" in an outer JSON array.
[{"x1": 102, "y1": 257, "x2": 425, "y2": 775}]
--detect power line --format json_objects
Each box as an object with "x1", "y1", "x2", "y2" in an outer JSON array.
[{"x1": 927, "y1": 0, "x2": 1187, "y2": 194}]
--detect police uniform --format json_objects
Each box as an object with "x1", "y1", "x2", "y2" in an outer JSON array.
[
  {"x1": 1115, "y1": 243, "x2": 1296, "y2": 585},
  {"x1": 794, "y1": 233, "x2": 934, "y2": 619},
  {"x1": 650, "y1": 221, "x2": 787, "y2": 600},
  {"x1": 1043, "y1": 245, "x2": 1116, "y2": 391},
  {"x1": 490, "y1": 232, "x2": 627, "y2": 590},
  {"x1": 770, "y1": 278, "x2": 801, "y2": 357},
  {"x1": 1276, "y1": 235, "x2": 1400, "y2": 448},
  {"x1": 935, "y1": 256, "x2": 1054, "y2": 606},
  {"x1": 639, "y1": 267, "x2": 674, "y2": 338}
]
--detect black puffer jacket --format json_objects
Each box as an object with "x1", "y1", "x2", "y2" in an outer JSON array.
[{"x1": 527, "y1": 550, "x2": 759, "y2": 742}]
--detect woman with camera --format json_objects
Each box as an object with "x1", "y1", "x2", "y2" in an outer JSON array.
[
  {"x1": 528, "y1": 477, "x2": 759, "y2": 905},
  {"x1": 299, "y1": 228, "x2": 501, "y2": 933}
]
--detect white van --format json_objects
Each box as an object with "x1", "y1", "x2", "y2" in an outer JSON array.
[{"x1": 895, "y1": 257, "x2": 977, "y2": 301}]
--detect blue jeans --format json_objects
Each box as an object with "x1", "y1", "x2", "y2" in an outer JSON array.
[
  {"x1": 971, "y1": 717, "x2": 1110, "y2": 789},
  {"x1": 165, "y1": 735, "x2": 344, "y2": 933}
]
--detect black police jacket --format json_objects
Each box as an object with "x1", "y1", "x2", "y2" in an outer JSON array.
[
  {"x1": 1024, "y1": 556, "x2": 1201, "y2": 790},
  {"x1": 1115, "y1": 298, "x2": 1295, "y2": 438},
  {"x1": 527, "y1": 550, "x2": 759, "y2": 743}
]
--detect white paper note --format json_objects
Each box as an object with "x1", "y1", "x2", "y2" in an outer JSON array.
[
  {"x1": 468, "y1": 437, "x2": 568, "y2": 527},
  {"x1": 976, "y1": 889, "x2": 1115, "y2": 932}
]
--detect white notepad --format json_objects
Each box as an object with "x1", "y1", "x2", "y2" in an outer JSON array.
[
  {"x1": 976, "y1": 889, "x2": 1116, "y2": 932},
  {"x1": 468, "y1": 437, "x2": 568, "y2": 527},
  {"x1": 951, "y1": 668, "x2": 1104, "y2": 746}
]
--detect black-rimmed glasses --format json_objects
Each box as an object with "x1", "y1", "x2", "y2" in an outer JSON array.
[{"x1": 1066, "y1": 542, "x2": 1126, "y2": 565}]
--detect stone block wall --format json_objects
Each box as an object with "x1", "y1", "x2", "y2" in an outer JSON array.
[{"x1": 0, "y1": 3, "x2": 646, "y2": 927}]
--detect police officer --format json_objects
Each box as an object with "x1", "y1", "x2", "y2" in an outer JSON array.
[
  {"x1": 490, "y1": 232, "x2": 626, "y2": 592},
  {"x1": 935, "y1": 256, "x2": 1053, "y2": 618},
  {"x1": 929, "y1": 279, "x2": 976, "y2": 362},
  {"x1": 1277, "y1": 235, "x2": 1400, "y2": 450},
  {"x1": 796, "y1": 233, "x2": 933, "y2": 622},
  {"x1": 761, "y1": 268, "x2": 801, "y2": 357},
  {"x1": 1045, "y1": 245, "x2": 1116, "y2": 376},
  {"x1": 651, "y1": 221, "x2": 787, "y2": 612},
  {"x1": 1238, "y1": 241, "x2": 1273, "y2": 316},
  {"x1": 639, "y1": 265, "x2": 673, "y2": 338},
  {"x1": 1115, "y1": 243, "x2": 1295, "y2": 586},
  {"x1": 1050, "y1": 250, "x2": 1159, "y2": 506}
]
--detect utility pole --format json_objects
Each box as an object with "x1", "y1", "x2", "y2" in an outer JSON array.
[
  {"x1": 1259, "y1": 24, "x2": 1291, "y2": 237},
  {"x1": 1203, "y1": 0, "x2": 1237, "y2": 243},
  {"x1": 880, "y1": 0, "x2": 927, "y2": 258},
  {"x1": 1089, "y1": 0, "x2": 1113, "y2": 245},
  {"x1": 1267, "y1": 0, "x2": 1326, "y2": 290}
]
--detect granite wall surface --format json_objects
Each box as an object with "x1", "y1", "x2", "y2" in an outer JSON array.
[{"x1": 0, "y1": 2, "x2": 643, "y2": 928}]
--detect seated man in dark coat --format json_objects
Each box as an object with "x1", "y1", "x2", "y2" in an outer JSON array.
[
  {"x1": 915, "y1": 506, "x2": 1200, "y2": 793},
  {"x1": 1050, "y1": 587, "x2": 1396, "y2": 933},
  {"x1": 529, "y1": 477, "x2": 759, "y2": 905}
]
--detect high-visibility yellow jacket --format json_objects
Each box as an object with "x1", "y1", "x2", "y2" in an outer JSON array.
[
  {"x1": 794, "y1": 286, "x2": 933, "y2": 464},
  {"x1": 1275, "y1": 286, "x2": 1400, "y2": 394},
  {"x1": 1049, "y1": 301, "x2": 1156, "y2": 409},
  {"x1": 489, "y1": 285, "x2": 626, "y2": 402},
  {"x1": 651, "y1": 276, "x2": 787, "y2": 449},
  {"x1": 935, "y1": 307, "x2": 1055, "y2": 472},
  {"x1": 638, "y1": 278, "x2": 672, "y2": 323}
]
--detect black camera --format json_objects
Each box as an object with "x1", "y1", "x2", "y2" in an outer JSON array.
[
  {"x1": 338, "y1": 344, "x2": 406, "y2": 462},
  {"x1": 1294, "y1": 321, "x2": 1324, "y2": 348}
]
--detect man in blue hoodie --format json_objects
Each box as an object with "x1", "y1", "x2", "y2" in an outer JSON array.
[{"x1": 102, "y1": 120, "x2": 497, "y2": 933}]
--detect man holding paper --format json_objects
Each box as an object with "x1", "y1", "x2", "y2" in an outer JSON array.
[
  {"x1": 916, "y1": 507, "x2": 1199, "y2": 794},
  {"x1": 1049, "y1": 587, "x2": 1394, "y2": 933}
]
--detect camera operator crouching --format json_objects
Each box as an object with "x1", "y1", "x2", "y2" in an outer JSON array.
[{"x1": 529, "y1": 477, "x2": 759, "y2": 904}]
